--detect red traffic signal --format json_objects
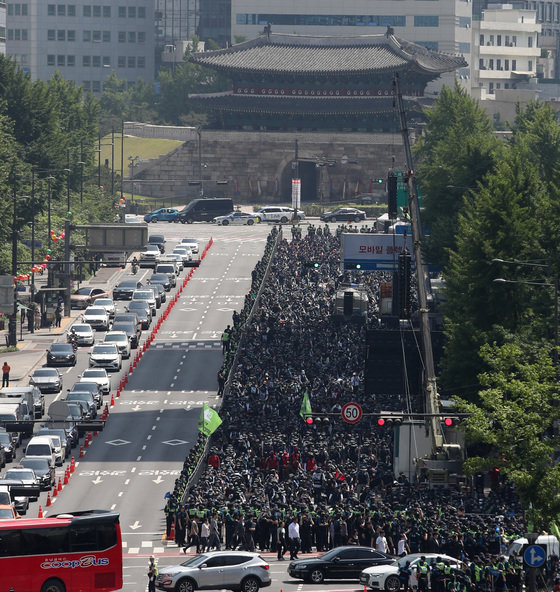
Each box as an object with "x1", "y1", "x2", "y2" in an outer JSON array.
[
  {"x1": 305, "y1": 417, "x2": 313, "y2": 425},
  {"x1": 444, "y1": 417, "x2": 454, "y2": 427},
  {"x1": 377, "y1": 418, "x2": 386, "y2": 426}
]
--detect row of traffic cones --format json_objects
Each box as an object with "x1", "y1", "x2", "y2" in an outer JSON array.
[{"x1": 41, "y1": 457, "x2": 77, "y2": 515}]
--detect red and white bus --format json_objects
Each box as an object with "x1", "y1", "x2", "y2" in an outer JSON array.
[{"x1": 0, "y1": 509, "x2": 123, "y2": 592}]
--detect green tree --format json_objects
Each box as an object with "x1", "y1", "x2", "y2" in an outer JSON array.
[
  {"x1": 455, "y1": 340, "x2": 560, "y2": 528},
  {"x1": 415, "y1": 83, "x2": 502, "y2": 268},
  {"x1": 441, "y1": 142, "x2": 549, "y2": 397}
]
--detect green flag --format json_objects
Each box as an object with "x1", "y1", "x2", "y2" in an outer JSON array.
[
  {"x1": 198, "y1": 404, "x2": 222, "y2": 436},
  {"x1": 299, "y1": 391, "x2": 312, "y2": 421}
]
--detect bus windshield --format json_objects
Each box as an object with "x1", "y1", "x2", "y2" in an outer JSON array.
[{"x1": 0, "y1": 509, "x2": 122, "y2": 592}]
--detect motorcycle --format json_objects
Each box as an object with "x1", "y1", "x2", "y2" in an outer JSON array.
[
  {"x1": 67, "y1": 330, "x2": 78, "y2": 351},
  {"x1": 132, "y1": 261, "x2": 138, "y2": 275}
]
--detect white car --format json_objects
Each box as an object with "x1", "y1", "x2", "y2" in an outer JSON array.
[
  {"x1": 214, "y1": 211, "x2": 260, "y2": 226},
  {"x1": 67, "y1": 323, "x2": 94, "y2": 346},
  {"x1": 166, "y1": 254, "x2": 184, "y2": 271},
  {"x1": 79, "y1": 368, "x2": 110, "y2": 396},
  {"x1": 94, "y1": 298, "x2": 115, "y2": 319},
  {"x1": 139, "y1": 244, "x2": 161, "y2": 268},
  {"x1": 360, "y1": 554, "x2": 465, "y2": 592},
  {"x1": 172, "y1": 247, "x2": 192, "y2": 264},
  {"x1": 103, "y1": 331, "x2": 131, "y2": 359},
  {"x1": 89, "y1": 344, "x2": 122, "y2": 372},
  {"x1": 180, "y1": 238, "x2": 199, "y2": 254},
  {"x1": 82, "y1": 306, "x2": 111, "y2": 331},
  {"x1": 254, "y1": 206, "x2": 305, "y2": 223}
]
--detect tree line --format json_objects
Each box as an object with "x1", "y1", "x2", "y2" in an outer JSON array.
[{"x1": 416, "y1": 83, "x2": 560, "y2": 528}]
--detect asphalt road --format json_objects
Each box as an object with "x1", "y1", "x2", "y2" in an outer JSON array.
[{"x1": 7, "y1": 221, "x2": 274, "y2": 591}]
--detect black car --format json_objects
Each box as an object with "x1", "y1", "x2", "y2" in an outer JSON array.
[
  {"x1": 111, "y1": 321, "x2": 140, "y2": 349},
  {"x1": 113, "y1": 280, "x2": 143, "y2": 300},
  {"x1": 288, "y1": 546, "x2": 393, "y2": 584},
  {"x1": 125, "y1": 301, "x2": 151, "y2": 329},
  {"x1": 19, "y1": 457, "x2": 55, "y2": 490},
  {"x1": 71, "y1": 381, "x2": 103, "y2": 409},
  {"x1": 149, "y1": 273, "x2": 171, "y2": 291},
  {"x1": 320, "y1": 207, "x2": 366, "y2": 223},
  {"x1": 0, "y1": 432, "x2": 14, "y2": 462},
  {"x1": 148, "y1": 234, "x2": 166, "y2": 253},
  {"x1": 46, "y1": 343, "x2": 76, "y2": 367},
  {"x1": 150, "y1": 281, "x2": 166, "y2": 303}
]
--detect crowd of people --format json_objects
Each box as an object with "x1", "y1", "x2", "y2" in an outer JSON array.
[{"x1": 162, "y1": 226, "x2": 545, "y2": 588}]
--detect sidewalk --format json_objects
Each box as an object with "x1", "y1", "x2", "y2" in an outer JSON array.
[{"x1": 0, "y1": 265, "x2": 123, "y2": 384}]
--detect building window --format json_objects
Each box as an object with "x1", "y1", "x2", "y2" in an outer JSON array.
[
  {"x1": 48, "y1": 29, "x2": 55, "y2": 41},
  {"x1": 92, "y1": 55, "x2": 101, "y2": 67},
  {"x1": 118, "y1": 55, "x2": 125, "y2": 68},
  {"x1": 128, "y1": 6, "x2": 136, "y2": 17},
  {"x1": 479, "y1": 58, "x2": 484, "y2": 69},
  {"x1": 57, "y1": 54, "x2": 65, "y2": 66},
  {"x1": 127, "y1": 56, "x2": 136, "y2": 68},
  {"x1": 512, "y1": 35, "x2": 517, "y2": 46},
  {"x1": 496, "y1": 83, "x2": 501, "y2": 89},
  {"x1": 68, "y1": 4, "x2": 75, "y2": 16},
  {"x1": 68, "y1": 30, "x2": 75, "y2": 41},
  {"x1": 118, "y1": 6, "x2": 125, "y2": 17},
  {"x1": 414, "y1": 15, "x2": 438, "y2": 26},
  {"x1": 67, "y1": 55, "x2": 75, "y2": 66},
  {"x1": 57, "y1": 4, "x2": 65, "y2": 16},
  {"x1": 505, "y1": 35, "x2": 510, "y2": 46},
  {"x1": 103, "y1": 5, "x2": 110, "y2": 17},
  {"x1": 83, "y1": 5, "x2": 91, "y2": 16},
  {"x1": 21, "y1": 29, "x2": 27, "y2": 40},
  {"x1": 489, "y1": 59, "x2": 494, "y2": 70},
  {"x1": 528, "y1": 59, "x2": 533, "y2": 70},
  {"x1": 489, "y1": 35, "x2": 494, "y2": 45},
  {"x1": 47, "y1": 4, "x2": 55, "y2": 15},
  {"x1": 92, "y1": 80, "x2": 101, "y2": 92},
  {"x1": 47, "y1": 54, "x2": 55, "y2": 66},
  {"x1": 7, "y1": 29, "x2": 13, "y2": 41},
  {"x1": 512, "y1": 59, "x2": 517, "y2": 70},
  {"x1": 138, "y1": 6, "x2": 145, "y2": 18},
  {"x1": 137, "y1": 56, "x2": 145, "y2": 68},
  {"x1": 103, "y1": 55, "x2": 110, "y2": 66},
  {"x1": 479, "y1": 34, "x2": 484, "y2": 46},
  {"x1": 489, "y1": 82, "x2": 494, "y2": 94},
  {"x1": 83, "y1": 55, "x2": 91, "y2": 67},
  {"x1": 93, "y1": 5, "x2": 100, "y2": 17},
  {"x1": 458, "y1": 42, "x2": 470, "y2": 53},
  {"x1": 103, "y1": 30, "x2": 110, "y2": 42},
  {"x1": 497, "y1": 35, "x2": 501, "y2": 46},
  {"x1": 57, "y1": 30, "x2": 65, "y2": 41},
  {"x1": 83, "y1": 81, "x2": 91, "y2": 91},
  {"x1": 83, "y1": 30, "x2": 91, "y2": 42},
  {"x1": 138, "y1": 31, "x2": 145, "y2": 43},
  {"x1": 528, "y1": 36, "x2": 533, "y2": 47},
  {"x1": 505, "y1": 83, "x2": 510, "y2": 89},
  {"x1": 128, "y1": 31, "x2": 136, "y2": 42},
  {"x1": 505, "y1": 59, "x2": 509, "y2": 70},
  {"x1": 14, "y1": 29, "x2": 20, "y2": 40},
  {"x1": 93, "y1": 30, "x2": 101, "y2": 41},
  {"x1": 458, "y1": 16, "x2": 471, "y2": 27},
  {"x1": 118, "y1": 31, "x2": 125, "y2": 42}
]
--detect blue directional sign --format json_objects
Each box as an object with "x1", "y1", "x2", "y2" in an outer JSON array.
[{"x1": 524, "y1": 544, "x2": 546, "y2": 568}]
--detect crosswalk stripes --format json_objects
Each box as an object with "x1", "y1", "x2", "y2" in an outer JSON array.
[{"x1": 151, "y1": 341, "x2": 221, "y2": 350}]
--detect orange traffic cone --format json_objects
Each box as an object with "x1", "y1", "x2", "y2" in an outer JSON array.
[
  {"x1": 52, "y1": 485, "x2": 58, "y2": 498},
  {"x1": 104, "y1": 403, "x2": 109, "y2": 417},
  {"x1": 46, "y1": 492, "x2": 52, "y2": 506},
  {"x1": 63, "y1": 469, "x2": 69, "y2": 485},
  {"x1": 57, "y1": 477, "x2": 62, "y2": 492},
  {"x1": 79, "y1": 445, "x2": 84, "y2": 458},
  {"x1": 169, "y1": 521, "x2": 175, "y2": 543},
  {"x1": 70, "y1": 457, "x2": 75, "y2": 473},
  {"x1": 38, "y1": 505, "x2": 43, "y2": 518},
  {"x1": 110, "y1": 393, "x2": 115, "y2": 407}
]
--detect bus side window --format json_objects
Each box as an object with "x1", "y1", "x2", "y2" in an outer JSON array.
[
  {"x1": 70, "y1": 525, "x2": 98, "y2": 551},
  {"x1": 22, "y1": 528, "x2": 68, "y2": 555},
  {"x1": 97, "y1": 523, "x2": 118, "y2": 550},
  {"x1": 0, "y1": 530, "x2": 22, "y2": 556}
]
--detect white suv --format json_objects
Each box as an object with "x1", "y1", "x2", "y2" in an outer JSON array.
[{"x1": 254, "y1": 206, "x2": 305, "y2": 223}]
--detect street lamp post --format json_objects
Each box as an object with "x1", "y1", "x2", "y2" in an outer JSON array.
[
  {"x1": 197, "y1": 129, "x2": 203, "y2": 197},
  {"x1": 9, "y1": 177, "x2": 18, "y2": 347},
  {"x1": 493, "y1": 258, "x2": 559, "y2": 367},
  {"x1": 30, "y1": 172, "x2": 36, "y2": 333},
  {"x1": 64, "y1": 150, "x2": 72, "y2": 318},
  {"x1": 128, "y1": 155, "x2": 140, "y2": 202}
]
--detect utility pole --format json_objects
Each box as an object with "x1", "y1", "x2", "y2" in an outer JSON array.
[
  {"x1": 9, "y1": 174, "x2": 18, "y2": 347},
  {"x1": 30, "y1": 171, "x2": 35, "y2": 333},
  {"x1": 64, "y1": 150, "x2": 71, "y2": 317}
]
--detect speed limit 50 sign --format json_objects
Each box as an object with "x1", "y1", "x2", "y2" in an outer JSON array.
[{"x1": 341, "y1": 402, "x2": 363, "y2": 424}]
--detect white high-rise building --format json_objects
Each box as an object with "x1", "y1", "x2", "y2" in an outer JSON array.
[
  {"x1": 472, "y1": 5, "x2": 540, "y2": 97},
  {"x1": 0, "y1": 1, "x2": 6, "y2": 55},
  {"x1": 6, "y1": 0, "x2": 155, "y2": 92},
  {"x1": 230, "y1": 0, "x2": 472, "y2": 94}
]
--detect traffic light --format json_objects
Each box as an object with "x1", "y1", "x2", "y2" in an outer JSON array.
[
  {"x1": 388, "y1": 174, "x2": 398, "y2": 219},
  {"x1": 377, "y1": 415, "x2": 403, "y2": 427},
  {"x1": 305, "y1": 417, "x2": 313, "y2": 425},
  {"x1": 315, "y1": 417, "x2": 330, "y2": 428},
  {"x1": 397, "y1": 251, "x2": 411, "y2": 319},
  {"x1": 346, "y1": 263, "x2": 362, "y2": 270},
  {"x1": 377, "y1": 178, "x2": 384, "y2": 184},
  {"x1": 441, "y1": 416, "x2": 464, "y2": 427}
]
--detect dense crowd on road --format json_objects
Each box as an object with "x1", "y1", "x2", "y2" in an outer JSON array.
[{"x1": 163, "y1": 227, "x2": 540, "y2": 588}]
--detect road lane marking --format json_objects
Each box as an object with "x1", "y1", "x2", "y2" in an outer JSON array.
[
  {"x1": 131, "y1": 467, "x2": 136, "y2": 473},
  {"x1": 136, "y1": 456, "x2": 142, "y2": 461},
  {"x1": 125, "y1": 479, "x2": 130, "y2": 485}
]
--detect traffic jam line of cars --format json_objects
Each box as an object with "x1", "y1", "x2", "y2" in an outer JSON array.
[{"x1": 0, "y1": 236, "x2": 209, "y2": 521}]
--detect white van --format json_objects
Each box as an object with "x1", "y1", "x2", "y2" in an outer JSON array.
[
  {"x1": 25, "y1": 436, "x2": 57, "y2": 468},
  {"x1": 0, "y1": 401, "x2": 32, "y2": 441},
  {"x1": 34, "y1": 434, "x2": 63, "y2": 466},
  {"x1": 506, "y1": 534, "x2": 559, "y2": 559}
]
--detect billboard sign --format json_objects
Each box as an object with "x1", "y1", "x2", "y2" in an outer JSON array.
[
  {"x1": 77, "y1": 223, "x2": 148, "y2": 252},
  {"x1": 342, "y1": 233, "x2": 414, "y2": 271},
  {"x1": 291, "y1": 178, "x2": 301, "y2": 210}
]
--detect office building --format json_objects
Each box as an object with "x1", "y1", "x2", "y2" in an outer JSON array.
[{"x1": 6, "y1": 0, "x2": 155, "y2": 92}]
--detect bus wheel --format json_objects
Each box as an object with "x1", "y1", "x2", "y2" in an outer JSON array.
[{"x1": 41, "y1": 579, "x2": 66, "y2": 592}]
